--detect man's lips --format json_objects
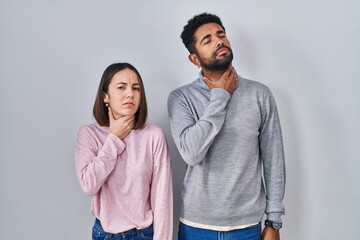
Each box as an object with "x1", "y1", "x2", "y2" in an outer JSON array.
[{"x1": 216, "y1": 47, "x2": 229, "y2": 56}]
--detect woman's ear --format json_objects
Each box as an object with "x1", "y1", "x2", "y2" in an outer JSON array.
[{"x1": 103, "y1": 92, "x2": 109, "y2": 104}]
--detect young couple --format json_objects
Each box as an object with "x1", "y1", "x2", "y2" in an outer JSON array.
[{"x1": 75, "y1": 13, "x2": 286, "y2": 240}]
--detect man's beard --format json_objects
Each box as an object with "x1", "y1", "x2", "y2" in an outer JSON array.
[{"x1": 197, "y1": 46, "x2": 234, "y2": 71}]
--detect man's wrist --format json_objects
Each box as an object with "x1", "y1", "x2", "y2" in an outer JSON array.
[{"x1": 264, "y1": 220, "x2": 282, "y2": 231}]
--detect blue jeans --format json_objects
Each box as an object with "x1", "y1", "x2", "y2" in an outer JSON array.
[
  {"x1": 178, "y1": 222, "x2": 261, "y2": 240},
  {"x1": 92, "y1": 219, "x2": 154, "y2": 240}
]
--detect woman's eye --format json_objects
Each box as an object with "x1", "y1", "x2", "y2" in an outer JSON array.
[{"x1": 133, "y1": 87, "x2": 140, "y2": 91}]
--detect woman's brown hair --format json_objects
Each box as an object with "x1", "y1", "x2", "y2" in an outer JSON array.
[{"x1": 93, "y1": 62, "x2": 147, "y2": 129}]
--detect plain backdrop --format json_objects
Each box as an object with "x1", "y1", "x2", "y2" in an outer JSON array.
[{"x1": 0, "y1": 1, "x2": 359, "y2": 239}]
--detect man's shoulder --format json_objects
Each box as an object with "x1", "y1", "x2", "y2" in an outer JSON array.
[
  {"x1": 238, "y1": 76, "x2": 272, "y2": 97},
  {"x1": 168, "y1": 78, "x2": 201, "y2": 99},
  {"x1": 240, "y1": 77, "x2": 270, "y2": 91},
  {"x1": 171, "y1": 79, "x2": 199, "y2": 92}
]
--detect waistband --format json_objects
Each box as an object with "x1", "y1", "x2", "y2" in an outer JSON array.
[
  {"x1": 180, "y1": 217, "x2": 259, "y2": 231},
  {"x1": 94, "y1": 218, "x2": 153, "y2": 236}
]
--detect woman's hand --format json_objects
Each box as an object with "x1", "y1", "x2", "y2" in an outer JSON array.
[{"x1": 108, "y1": 106, "x2": 134, "y2": 139}]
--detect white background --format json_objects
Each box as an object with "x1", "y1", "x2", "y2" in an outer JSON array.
[{"x1": 0, "y1": 1, "x2": 359, "y2": 239}]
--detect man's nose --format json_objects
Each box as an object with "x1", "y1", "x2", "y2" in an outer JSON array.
[{"x1": 216, "y1": 38, "x2": 224, "y2": 48}]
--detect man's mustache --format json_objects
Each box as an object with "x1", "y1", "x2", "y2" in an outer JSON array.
[{"x1": 212, "y1": 45, "x2": 232, "y2": 57}]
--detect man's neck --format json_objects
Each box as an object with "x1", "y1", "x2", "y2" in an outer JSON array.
[{"x1": 202, "y1": 69, "x2": 225, "y2": 82}]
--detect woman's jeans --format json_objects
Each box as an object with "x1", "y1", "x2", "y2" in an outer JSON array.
[
  {"x1": 92, "y1": 219, "x2": 154, "y2": 240},
  {"x1": 178, "y1": 222, "x2": 261, "y2": 240}
]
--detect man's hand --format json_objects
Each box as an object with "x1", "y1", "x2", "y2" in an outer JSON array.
[
  {"x1": 262, "y1": 227, "x2": 280, "y2": 240},
  {"x1": 108, "y1": 106, "x2": 134, "y2": 139},
  {"x1": 202, "y1": 65, "x2": 238, "y2": 95}
]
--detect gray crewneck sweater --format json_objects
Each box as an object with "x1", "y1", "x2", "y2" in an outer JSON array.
[{"x1": 167, "y1": 71, "x2": 285, "y2": 228}]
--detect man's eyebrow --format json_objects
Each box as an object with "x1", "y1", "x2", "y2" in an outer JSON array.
[{"x1": 200, "y1": 34, "x2": 211, "y2": 44}]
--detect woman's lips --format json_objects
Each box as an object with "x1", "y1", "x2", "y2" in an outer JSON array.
[{"x1": 123, "y1": 102, "x2": 134, "y2": 107}]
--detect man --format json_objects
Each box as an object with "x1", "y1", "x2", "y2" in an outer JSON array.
[{"x1": 167, "y1": 13, "x2": 286, "y2": 240}]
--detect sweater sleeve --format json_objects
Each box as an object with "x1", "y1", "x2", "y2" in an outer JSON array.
[
  {"x1": 167, "y1": 88, "x2": 230, "y2": 166},
  {"x1": 150, "y1": 129, "x2": 173, "y2": 240},
  {"x1": 75, "y1": 126, "x2": 126, "y2": 196},
  {"x1": 259, "y1": 89, "x2": 286, "y2": 223}
]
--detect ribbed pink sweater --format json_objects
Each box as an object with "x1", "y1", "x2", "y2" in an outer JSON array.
[{"x1": 75, "y1": 123, "x2": 173, "y2": 239}]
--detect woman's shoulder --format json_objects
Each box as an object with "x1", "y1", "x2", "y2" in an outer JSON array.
[
  {"x1": 142, "y1": 123, "x2": 164, "y2": 133},
  {"x1": 140, "y1": 123, "x2": 166, "y2": 139},
  {"x1": 77, "y1": 122, "x2": 107, "y2": 137},
  {"x1": 78, "y1": 122, "x2": 97, "y2": 132}
]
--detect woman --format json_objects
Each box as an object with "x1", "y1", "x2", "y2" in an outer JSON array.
[{"x1": 75, "y1": 62, "x2": 173, "y2": 240}]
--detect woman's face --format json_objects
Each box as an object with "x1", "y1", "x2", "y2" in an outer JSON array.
[{"x1": 103, "y1": 68, "x2": 141, "y2": 119}]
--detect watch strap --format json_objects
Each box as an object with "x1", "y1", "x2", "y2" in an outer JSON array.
[{"x1": 264, "y1": 220, "x2": 282, "y2": 230}]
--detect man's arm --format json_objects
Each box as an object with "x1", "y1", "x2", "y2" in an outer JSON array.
[
  {"x1": 167, "y1": 88, "x2": 229, "y2": 166},
  {"x1": 260, "y1": 88, "x2": 286, "y2": 223}
]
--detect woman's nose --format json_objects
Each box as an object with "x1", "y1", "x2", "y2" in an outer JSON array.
[{"x1": 126, "y1": 89, "x2": 134, "y2": 97}]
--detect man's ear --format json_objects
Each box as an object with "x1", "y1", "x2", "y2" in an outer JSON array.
[{"x1": 188, "y1": 54, "x2": 201, "y2": 68}]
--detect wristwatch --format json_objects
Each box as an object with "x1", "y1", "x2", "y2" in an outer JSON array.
[{"x1": 264, "y1": 220, "x2": 282, "y2": 231}]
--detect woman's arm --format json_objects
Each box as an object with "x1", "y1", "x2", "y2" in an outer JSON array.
[{"x1": 75, "y1": 126, "x2": 125, "y2": 196}]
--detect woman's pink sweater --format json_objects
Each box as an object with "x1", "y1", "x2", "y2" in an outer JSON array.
[{"x1": 75, "y1": 123, "x2": 173, "y2": 239}]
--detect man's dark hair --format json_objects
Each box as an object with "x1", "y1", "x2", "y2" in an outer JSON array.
[{"x1": 180, "y1": 13, "x2": 226, "y2": 54}]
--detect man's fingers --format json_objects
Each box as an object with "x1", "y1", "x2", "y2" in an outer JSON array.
[{"x1": 202, "y1": 76, "x2": 210, "y2": 84}]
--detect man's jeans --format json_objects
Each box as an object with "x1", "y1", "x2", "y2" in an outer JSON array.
[
  {"x1": 92, "y1": 219, "x2": 154, "y2": 240},
  {"x1": 178, "y1": 222, "x2": 261, "y2": 240}
]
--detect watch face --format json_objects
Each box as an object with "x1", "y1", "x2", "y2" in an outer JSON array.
[
  {"x1": 273, "y1": 222, "x2": 282, "y2": 229},
  {"x1": 265, "y1": 220, "x2": 282, "y2": 230}
]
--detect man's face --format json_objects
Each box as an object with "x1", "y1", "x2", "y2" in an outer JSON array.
[{"x1": 192, "y1": 22, "x2": 233, "y2": 71}]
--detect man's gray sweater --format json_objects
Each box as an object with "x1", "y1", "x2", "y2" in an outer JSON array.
[{"x1": 167, "y1": 72, "x2": 285, "y2": 228}]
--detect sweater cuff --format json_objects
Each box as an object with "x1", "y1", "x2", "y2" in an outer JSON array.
[
  {"x1": 266, "y1": 199, "x2": 285, "y2": 223},
  {"x1": 211, "y1": 88, "x2": 230, "y2": 100},
  {"x1": 266, "y1": 213, "x2": 283, "y2": 223},
  {"x1": 106, "y1": 133, "x2": 126, "y2": 152}
]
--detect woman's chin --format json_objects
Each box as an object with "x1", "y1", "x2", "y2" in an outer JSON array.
[{"x1": 113, "y1": 111, "x2": 136, "y2": 119}]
